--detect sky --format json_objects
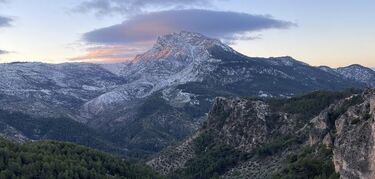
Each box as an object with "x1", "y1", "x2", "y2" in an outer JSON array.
[{"x1": 0, "y1": 0, "x2": 374, "y2": 67}]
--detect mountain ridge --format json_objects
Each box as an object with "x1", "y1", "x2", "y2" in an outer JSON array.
[
  {"x1": 147, "y1": 89, "x2": 374, "y2": 178},
  {"x1": 318, "y1": 64, "x2": 375, "y2": 87},
  {"x1": 0, "y1": 31, "x2": 372, "y2": 159}
]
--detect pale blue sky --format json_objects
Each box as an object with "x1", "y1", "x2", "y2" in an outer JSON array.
[{"x1": 0, "y1": 0, "x2": 374, "y2": 67}]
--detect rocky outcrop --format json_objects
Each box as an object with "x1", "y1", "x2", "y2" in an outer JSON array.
[
  {"x1": 333, "y1": 90, "x2": 375, "y2": 179},
  {"x1": 148, "y1": 91, "x2": 342, "y2": 178},
  {"x1": 206, "y1": 98, "x2": 271, "y2": 153},
  {"x1": 307, "y1": 89, "x2": 375, "y2": 179},
  {"x1": 146, "y1": 132, "x2": 200, "y2": 175},
  {"x1": 148, "y1": 89, "x2": 375, "y2": 178}
]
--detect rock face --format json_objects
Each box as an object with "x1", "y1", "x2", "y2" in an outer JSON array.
[
  {"x1": 333, "y1": 90, "x2": 375, "y2": 179},
  {"x1": 0, "y1": 31, "x2": 372, "y2": 158},
  {"x1": 206, "y1": 98, "x2": 271, "y2": 153},
  {"x1": 301, "y1": 90, "x2": 375, "y2": 179},
  {"x1": 306, "y1": 90, "x2": 375, "y2": 179},
  {"x1": 203, "y1": 97, "x2": 309, "y2": 178},
  {"x1": 146, "y1": 132, "x2": 201, "y2": 175}
]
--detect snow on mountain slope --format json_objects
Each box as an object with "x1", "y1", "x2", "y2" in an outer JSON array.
[
  {"x1": 83, "y1": 32, "x2": 333, "y2": 118},
  {"x1": 0, "y1": 62, "x2": 120, "y2": 91},
  {"x1": 318, "y1": 66, "x2": 339, "y2": 75},
  {"x1": 83, "y1": 32, "x2": 227, "y2": 116},
  {"x1": 0, "y1": 62, "x2": 123, "y2": 118},
  {"x1": 336, "y1": 64, "x2": 375, "y2": 87}
]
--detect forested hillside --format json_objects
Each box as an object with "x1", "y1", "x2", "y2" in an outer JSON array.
[{"x1": 0, "y1": 138, "x2": 162, "y2": 179}]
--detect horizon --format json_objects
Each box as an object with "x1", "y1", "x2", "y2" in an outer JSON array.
[
  {"x1": 0, "y1": 47, "x2": 373, "y2": 70},
  {"x1": 0, "y1": 0, "x2": 374, "y2": 67}
]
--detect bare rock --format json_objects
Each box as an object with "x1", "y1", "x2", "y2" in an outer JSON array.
[{"x1": 333, "y1": 95, "x2": 375, "y2": 179}]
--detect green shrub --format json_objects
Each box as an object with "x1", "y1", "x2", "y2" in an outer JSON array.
[
  {"x1": 268, "y1": 90, "x2": 361, "y2": 121},
  {"x1": 255, "y1": 136, "x2": 302, "y2": 158},
  {"x1": 272, "y1": 146, "x2": 339, "y2": 179},
  {"x1": 171, "y1": 130, "x2": 249, "y2": 179}
]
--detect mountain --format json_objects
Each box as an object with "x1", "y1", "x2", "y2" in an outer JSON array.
[
  {"x1": 319, "y1": 64, "x2": 375, "y2": 87},
  {"x1": 0, "y1": 137, "x2": 161, "y2": 178},
  {"x1": 147, "y1": 89, "x2": 375, "y2": 179},
  {"x1": 336, "y1": 64, "x2": 375, "y2": 87},
  {"x1": 0, "y1": 31, "x2": 370, "y2": 158}
]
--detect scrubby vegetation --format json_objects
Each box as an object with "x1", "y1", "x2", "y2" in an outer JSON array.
[
  {"x1": 272, "y1": 146, "x2": 339, "y2": 179},
  {"x1": 255, "y1": 135, "x2": 303, "y2": 158},
  {"x1": 137, "y1": 92, "x2": 172, "y2": 119},
  {"x1": 267, "y1": 89, "x2": 361, "y2": 120},
  {"x1": 329, "y1": 94, "x2": 364, "y2": 121},
  {"x1": 0, "y1": 137, "x2": 162, "y2": 179},
  {"x1": 171, "y1": 130, "x2": 249, "y2": 179}
]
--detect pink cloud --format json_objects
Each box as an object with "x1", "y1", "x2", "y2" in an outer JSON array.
[
  {"x1": 83, "y1": 9, "x2": 295, "y2": 45},
  {"x1": 70, "y1": 42, "x2": 153, "y2": 63}
]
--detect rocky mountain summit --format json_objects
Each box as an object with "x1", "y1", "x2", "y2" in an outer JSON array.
[
  {"x1": 0, "y1": 31, "x2": 372, "y2": 159},
  {"x1": 148, "y1": 89, "x2": 375, "y2": 179}
]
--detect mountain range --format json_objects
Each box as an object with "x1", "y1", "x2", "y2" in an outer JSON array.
[{"x1": 0, "y1": 31, "x2": 374, "y2": 159}]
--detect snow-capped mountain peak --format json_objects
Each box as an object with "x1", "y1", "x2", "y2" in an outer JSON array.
[
  {"x1": 155, "y1": 31, "x2": 232, "y2": 51},
  {"x1": 133, "y1": 31, "x2": 234, "y2": 63}
]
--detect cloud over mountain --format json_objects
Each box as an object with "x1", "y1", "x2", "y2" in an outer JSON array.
[
  {"x1": 84, "y1": 9, "x2": 295, "y2": 45},
  {"x1": 77, "y1": 9, "x2": 295, "y2": 62}
]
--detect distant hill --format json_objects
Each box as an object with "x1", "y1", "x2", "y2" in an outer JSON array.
[{"x1": 335, "y1": 64, "x2": 375, "y2": 87}]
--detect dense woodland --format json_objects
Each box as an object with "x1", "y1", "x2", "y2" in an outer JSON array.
[{"x1": 0, "y1": 138, "x2": 162, "y2": 179}]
